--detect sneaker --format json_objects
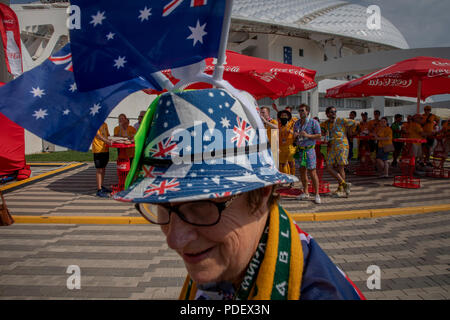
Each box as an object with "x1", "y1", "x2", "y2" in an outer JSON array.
[
  {"x1": 343, "y1": 182, "x2": 352, "y2": 195},
  {"x1": 314, "y1": 194, "x2": 321, "y2": 204},
  {"x1": 297, "y1": 193, "x2": 310, "y2": 200},
  {"x1": 96, "y1": 190, "x2": 110, "y2": 198},
  {"x1": 101, "y1": 186, "x2": 112, "y2": 193},
  {"x1": 331, "y1": 191, "x2": 347, "y2": 198}
]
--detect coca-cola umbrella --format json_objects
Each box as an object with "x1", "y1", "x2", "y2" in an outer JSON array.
[
  {"x1": 325, "y1": 56, "x2": 450, "y2": 113},
  {"x1": 143, "y1": 50, "x2": 317, "y2": 100}
]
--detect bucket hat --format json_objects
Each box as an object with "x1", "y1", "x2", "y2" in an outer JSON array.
[{"x1": 113, "y1": 88, "x2": 297, "y2": 203}]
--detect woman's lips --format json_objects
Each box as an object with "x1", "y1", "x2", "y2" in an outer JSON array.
[{"x1": 182, "y1": 247, "x2": 214, "y2": 264}]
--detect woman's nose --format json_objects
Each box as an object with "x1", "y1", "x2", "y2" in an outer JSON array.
[{"x1": 163, "y1": 213, "x2": 197, "y2": 250}]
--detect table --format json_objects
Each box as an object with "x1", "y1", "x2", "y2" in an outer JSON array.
[
  {"x1": 392, "y1": 138, "x2": 426, "y2": 188},
  {"x1": 110, "y1": 143, "x2": 135, "y2": 193},
  {"x1": 309, "y1": 140, "x2": 330, "y2": 194},
  {"x1": 427, "y1": 137, "x2": 450, "y2": 178},
  {"x1": 354, "y1": 135, "x2": 377, "y2": 176}
]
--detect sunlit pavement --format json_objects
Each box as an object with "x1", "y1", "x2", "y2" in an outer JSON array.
[{"x1": 0, "y1": 162, "x2": 449, "y2": 299}]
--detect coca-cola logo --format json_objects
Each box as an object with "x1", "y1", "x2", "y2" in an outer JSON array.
[
  {"x1": 302, "y1": 80, "x2": 316, "y2": 90},
  {"x1": 368, "y1": 78, "x2": 413, "y2": 88},
  {"x1": 7, "y1": 52, "x2": 21, "y2": 59},
  {"x1": 250, "y1": 71, "x2": 275, "y2": 82},
  {"x1": 432, "y1": 61, "x2": 450, "y2": 66},
  {"x1": 269, "y1": 68, "x2": 305, "y2": 77},
  {"x1": 427, "y1": 68, "x2": 450, "y2": 78},
  {"x1": 3, "y1": 19, "x2": 15, "y2": 24}
]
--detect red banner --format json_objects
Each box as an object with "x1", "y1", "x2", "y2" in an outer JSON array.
[{"x1": 0, "y1": 3, "x2": 22, "y2": 76}]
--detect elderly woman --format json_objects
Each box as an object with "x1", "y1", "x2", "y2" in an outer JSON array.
[{"x1": 114, "y1": 89, "x2": 364, "y2": 300}]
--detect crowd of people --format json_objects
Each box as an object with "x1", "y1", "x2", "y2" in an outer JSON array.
[{"x1": 261, "y1": 103, "x2": 450, "y2": 203}]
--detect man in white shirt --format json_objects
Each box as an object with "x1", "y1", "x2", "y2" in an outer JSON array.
[{"x1": 133, "y1": 110, "x2": 146, "y2": 130}]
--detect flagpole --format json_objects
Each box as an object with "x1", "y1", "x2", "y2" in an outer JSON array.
[{"x1": 212, "y1": 0, "x2": 233, "y2": 82}]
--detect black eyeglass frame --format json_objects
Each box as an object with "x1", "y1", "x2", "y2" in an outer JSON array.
[{"x1": 135, "y1": 195, "x2": 239, "y2": 227}]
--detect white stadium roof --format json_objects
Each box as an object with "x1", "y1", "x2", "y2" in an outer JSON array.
[{"x1": 232, "y1": 0, "x2": 409, "y2": 49}]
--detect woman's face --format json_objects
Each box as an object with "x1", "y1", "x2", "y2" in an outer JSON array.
[
  {"x1": 381, "y1": 119, "x2": 387, "y2": 127},
  {"x1": 160, "y1": 192, "x2": 269, "y2": 285},
  {"x1": 118, "y1": 115, "x2": 127, "y2": 127}
]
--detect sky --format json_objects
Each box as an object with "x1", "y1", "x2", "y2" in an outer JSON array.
[
  {"x1": 10, "y1": 0, "x2": 450, "y2": 49},
  {"x1": 347, "y1": 0, "x2": 450, "y2": 48}
]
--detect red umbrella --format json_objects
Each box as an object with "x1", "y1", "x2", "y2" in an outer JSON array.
[
  {"x1": 325, "y1": 56, "x2": 450, "y2": 113},
  {"x1": 143, "y1": 50, "x2": 317, "y2": 100}
]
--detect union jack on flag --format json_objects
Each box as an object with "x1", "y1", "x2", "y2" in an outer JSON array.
[
  {"x1": 231, "y1": 116, "x2": 253, "y2": 147},
  {"x1": 144, "y1": 179, "x2": 181, "y2": 196},
  {"x1": 142, "y1": 165, "x2": 164, "y2": 179},
  {"x1": 163, "y1": 0, "x2": 208, "y2": 16},
  {"x1": 48, "y1": 52, "x2": 73, "y2": 72},
  {"x1": 148, "y1": 136, "x2": 178, "y2": 158}
]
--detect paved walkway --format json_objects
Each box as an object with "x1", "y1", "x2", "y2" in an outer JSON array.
[
  {"x1": 0, "y1": 212, "x2": 448, "y2": 299},
  {"x1": 0, "y1": 161, "x2": 449, "y2": 299}
]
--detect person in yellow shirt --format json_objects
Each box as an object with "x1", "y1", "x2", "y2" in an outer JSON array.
[
  {"x1": 373, "y1": 117, "x2": 393, "y2": 178},
  {"x1": 92, "y1": 122, "x2": 112, "y2": 197},
  {"x1": 285, "y1": 106, "x2": 299, "y2": 123},
  {"x1": 408, "y1": 114, "x2": 425, "y2": 161},
  {"x1": 401, "y1": 115, "x2": 412, "y2": 138},
  {"x1": 368, "y1": 110, "x2": 381, "y2": 157},
  {"x1": 356, "y1": 112, "x2": 370, "y2": 161},
  {"x1": 420, "y1": 106, "x2": 440, "y2": 166},
  {"x1": 277, "y1": 110, "x2": 296, "y2": 176},
  {"x1": 114, "y1": 114, "x2": 137, "y2": 164}
]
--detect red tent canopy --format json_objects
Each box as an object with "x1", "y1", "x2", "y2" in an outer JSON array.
[
  {"x1": 0, "y1": 81, "x2": 26, "y2": 177},
  {"x1": 325, "y1": 56, "x2": 450, "y2": 112},
  {"x1": 143, "y1": 50, "x2": 317, "y2": 100}
]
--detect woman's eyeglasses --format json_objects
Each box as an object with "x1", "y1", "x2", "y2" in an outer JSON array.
[{"x1": 135, "y1": 195, "x2": 239, "y2": 226}]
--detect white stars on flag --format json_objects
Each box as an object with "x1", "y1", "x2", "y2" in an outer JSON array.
[
  {"x1": 220, "y1": 117, "x2": 230, "y2": 128},
  {"x1": 113, "y1": 56, "x2": 127, "y2": 69},
  {"x1": 208, "y1": 108, "x2": 214, "y2": 114},
  {"x1": 30, "y1": 87, "x2": 45, "y2": 98},
  {"x1": 62, "y1": 109, "x2": 70, "y2": 116},
  {"x1": 106, "y1": 32, "x2": 115, "y2": 40},
  {"x1": 90, "y1": 11, "x2": 106, "y2": 27},
  {"x1": 32, "y1": 108, "x2": 48, "y2": 120},
  {"x1": 69, "y1": 83, "x2": 77, "y2": 92},
  {"x1": 90, "y1": 103, "x2": 101, "y2": 116},
  {"x1": 138, "y1": 7, "x2": 152, "y2": 22},
  {"x1": 187, "y1": 20, "x2": 207, "y2": 46}
]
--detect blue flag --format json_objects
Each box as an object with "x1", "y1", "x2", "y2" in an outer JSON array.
[
  {"x1": 69, "y1": 0, "x2": 227, "y2": 92},
  {"x1": 0, "y1": 44, "x2": 154, "y2": 152}
]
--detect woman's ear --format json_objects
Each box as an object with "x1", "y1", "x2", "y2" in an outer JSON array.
[{"x1": 254, "y1": 186, "x2": 273, "y2": 218}]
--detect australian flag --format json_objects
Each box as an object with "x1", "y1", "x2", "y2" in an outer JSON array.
[
  {"x1": 0, "y1": 44, "x2": 154, "y2": 152},
  {"x1": 69, "y1": 0, "x2": 227, "y2": 91}
]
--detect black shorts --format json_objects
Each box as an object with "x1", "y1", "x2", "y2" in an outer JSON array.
[
  {"x1": 93, "y1": 152, "x2": 109, "y2": 169},
  {"x1": 393, "y1": 141, "x2": 403, "y2": 152},
  {"x1": 423, "y1": 138, "x2": 434, "y2": 148}
]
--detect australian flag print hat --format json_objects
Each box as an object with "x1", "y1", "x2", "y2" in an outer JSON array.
[{"x1": 113, "y1": 88, "x2": 297, "y2": 203}]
